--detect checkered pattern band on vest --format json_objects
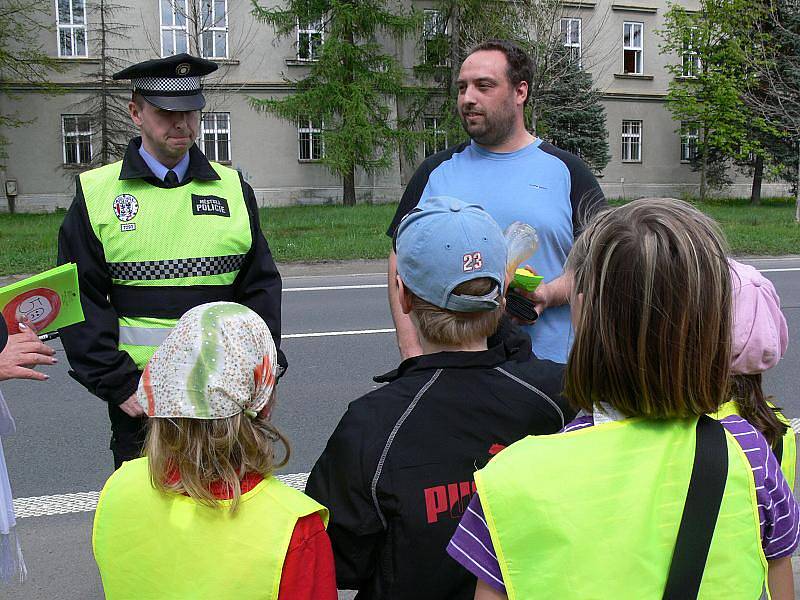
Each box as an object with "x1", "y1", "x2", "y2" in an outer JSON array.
[
  {"x1": 132, "y1": 76, "x2": 201, "y2": 93},
  {"x1": 107, "y1": 254, "x2": 246, "y2": 280}
]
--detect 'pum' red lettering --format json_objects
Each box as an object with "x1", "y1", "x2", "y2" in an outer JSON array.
[{"x1": 424, "y1": 486, "x2": 448, "y2": 524}]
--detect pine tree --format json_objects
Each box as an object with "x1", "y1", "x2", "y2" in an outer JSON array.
[
  {"x1": 250, "y1": 0, "x2": 424, "y2": 206},
  {"x1": 537, "y1": 56, "x2": 610, "y2": 174}
]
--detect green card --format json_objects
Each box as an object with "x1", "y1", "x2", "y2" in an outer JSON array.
[{"x1": 0, "y1": 263, "x2": 85, "y2": 335}]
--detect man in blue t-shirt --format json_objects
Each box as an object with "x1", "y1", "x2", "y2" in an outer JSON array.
[{"x1": 387, "y1": 39, "x2": 606, "y2": 364}]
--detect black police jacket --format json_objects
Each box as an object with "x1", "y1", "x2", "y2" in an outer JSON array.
[
  {"x1": 56, "y1": 138, "x2": 285, "y2": 405},
  {"x1": 305, "y1": 335, "x2": 572, "y2": 600}
]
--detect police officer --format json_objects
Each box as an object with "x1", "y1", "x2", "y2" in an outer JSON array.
[{"x1": 57, "y1": 54, "x2": 286, "y2": 469}]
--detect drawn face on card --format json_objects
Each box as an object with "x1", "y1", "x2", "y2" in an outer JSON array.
[{"x1": 2, "y1": 288, "x2": 62, "y2": 333}]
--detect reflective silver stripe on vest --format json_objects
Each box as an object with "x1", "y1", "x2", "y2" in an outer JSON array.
[
  {"x1": 107, "y1": 254, "x2": 246, "y2": 281},
  {"x1": 118, "y1": 326, "x2": 173, "y2": 347}
]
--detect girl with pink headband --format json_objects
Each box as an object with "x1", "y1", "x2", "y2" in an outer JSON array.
[{"x1": 714, "y1": 260, "x2": 794, "y2": 487}]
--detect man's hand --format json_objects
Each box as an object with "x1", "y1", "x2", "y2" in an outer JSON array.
[
  {"x1": 119, "y1": 393, "x2": 145, "y2": 418},
  {"x1": 0, "y1": 323, "x2": 57, "y2": 382},
  {"x1": 530, "y1": 280, "x2": 559, "y2": 317}
]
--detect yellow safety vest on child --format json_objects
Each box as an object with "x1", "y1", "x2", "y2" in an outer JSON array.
[
  {"x1": 711, "y1": 400, "x2": 796, "y2": 489},
  {"x1": 93, "y1": 457, "x2": 328, "y2": 599},
  {"x1": 475, "y1": 418, "x2": 767, "y2": 599}
]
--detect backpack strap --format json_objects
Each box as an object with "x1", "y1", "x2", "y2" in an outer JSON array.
[
  {"x1": 662, "y1": 415, "x2": 729, "y2": 600},
  {"x1": 773, "y1": 436, "x2": 784, "y2": 466}
]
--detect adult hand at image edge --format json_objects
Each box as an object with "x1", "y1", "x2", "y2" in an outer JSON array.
[{"x1": 0, "y1": 322, "x2": 57, "y2": 382}]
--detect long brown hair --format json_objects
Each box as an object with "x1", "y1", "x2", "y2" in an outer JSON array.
[
  {"x1": 144, "y1": 412, "x2": 289, "y2": 512},
  {"x1": 730, "y1": 373, "x2": 787, "y2": 448},
  {"x1": 565, "y1": 198, "x2": 732, "y2": 418}
]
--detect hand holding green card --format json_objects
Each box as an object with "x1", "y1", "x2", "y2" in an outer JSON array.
[{"x1": 0, "y1": 264, "x2": 85, "y2": 335}]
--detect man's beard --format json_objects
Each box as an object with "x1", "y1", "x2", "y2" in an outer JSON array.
[{"x1": 459, "y1": 100, "x2": 517, "y2": 147}]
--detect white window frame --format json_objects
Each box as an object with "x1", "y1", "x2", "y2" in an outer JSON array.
[
  {"x1": 296, "y1": 17, "x2": 324, "y2": 61},
  {"x1": 622, "y1": 120, "x2": 642, "y2": 162},
  {"x1": 682, "y1": 27, "x2": 701, "y2": 78},
  {"x1": 200, "y1": 0, "x2": 228, "y2": 59},
  {"x1": 55, "y1": 0, "x2": 88, "y2": 58},
  {"x1": 623, "y1": 21, "x2": 644, "y2": 75},
  {"x1": 160, "y1": 0, "x2": 189, "y2": 57},
  {"x1": 298, "y1": 119, "x2": 324, "y2": 161},
  {"x1": 560, "y1": 17, "x2": 582, "y2": 67},
  {"x1": 423, "y1": 9, "x2": 449, "y2": 67},
  {"x1": 680, "y1": 122, "x2": 699, "y2": 162},
  {"x1": 424, "y1": 115, "x2": 448, "y2": 157},
  {"x1": 200, "y1": 112, "x2": 231, "y2": 162},
  {"x1": 62, "y1": 114, "x2": 92, "y2": 165}
]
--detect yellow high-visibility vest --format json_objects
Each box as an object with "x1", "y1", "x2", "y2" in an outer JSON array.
[
  {"x1": 711, "y1": 400, "x2": 796, "y2": 490},
  {"x1": 93, "y1": 457, "x2": 328, "y2": 599},
  {"x1": 80, "y1": 161, "x2": 251, "y2": 368},
  {"x1": 476, "y1": 418, "x2": 767, "y2": 599}
]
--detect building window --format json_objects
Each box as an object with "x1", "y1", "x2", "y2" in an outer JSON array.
[
  {"x1": 62, "y1": 115, "x2": 92, "y2": 165},
  {"x1": 201, "y1": 113, "x2": 231, "y2": 162},
  {"x1": 201, "y1": 0, "x2": 228, "y2": 59},
  {"x1": 423, "y1": 9, "x2": 449, "y2": 67},
  {"x1": 298, "y1": 119, "x2": 323, "y2": 161},
  {"x1": 56, "y1": 0, "x2": 88, "y2": 58},
  {"x1": 623, "y1": 22, "x2": 643, "y2": 74},
  {"x1": 561, "y1": 18, "x2": 582, "y2": 66},
  {"x1": 682, "y1": 27, "x2": 701, "y2": 78},
  {"x1": 424, "y1": 116, "x2": 448, "y2": 157},
  {"x1": 621, "y1": 120, "x2": 642, "y2": 162},
  {"x1": 680, "y1": 123, "x2": 699, "y2": 161},
  {"x1": 160, "y1": 0, "x2": 189, "y2": 57},
  {"x1": 297, "y1": 17, "x2": 323, "y2": 61}
]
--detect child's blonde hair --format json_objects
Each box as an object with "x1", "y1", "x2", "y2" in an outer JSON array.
[
  {"x1": 410, "y1": 277, "x2": 504, "y2": 346},
  {"x1": 144, "y1": 412, "x2": 289, "y2": 512},
  {"x1": 565, "y1": 198, "x2": 732, "y2": 418}
]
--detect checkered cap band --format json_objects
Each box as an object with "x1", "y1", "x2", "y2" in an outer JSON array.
[
  {"x1": 108, "y1": 254, "x2": 246, "y2": 281},
  {"x1": 132, "y1": 76, "x2": 201, "y2": 94}
]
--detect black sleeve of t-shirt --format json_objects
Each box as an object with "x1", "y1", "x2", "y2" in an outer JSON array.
[
  {"x1": 386, "y1": 141, "x2": 471, "y2": 238},
  {"x1": 538, "y1": 142, "x2": 607, "y2": 238}
]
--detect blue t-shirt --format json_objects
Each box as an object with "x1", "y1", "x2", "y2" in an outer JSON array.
[{"x1": 389, "y1": 139, "x2": 605, "y2": 363}]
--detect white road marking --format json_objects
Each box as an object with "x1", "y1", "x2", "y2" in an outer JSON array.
[
  {"x1": 285, "y1": 284, "x2": 388, "y2": 292},
  {"x1": 758, "y1": 268, "x2": 800, "y2": 273},
  {"x1": 283, "y1": 272, "x2": 386, "y2": 280},
  {"x1": 13, "y1": 422, "x2": 800, "y2": 518},
  {"x1": 13, "y1": 473, "x2": 311, "y2": 519},
  {"x1": 284, "y1": 328, "x2": 395, "y2": 339}
]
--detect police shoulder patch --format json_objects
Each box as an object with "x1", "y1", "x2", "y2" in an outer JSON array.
[{"x1": 113, "y1": 194, "x2": 139, "y2": 222}]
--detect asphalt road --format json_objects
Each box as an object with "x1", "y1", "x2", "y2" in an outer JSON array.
[{"x1": 1, "y1": 257, "x2": 799, "y2": 599}]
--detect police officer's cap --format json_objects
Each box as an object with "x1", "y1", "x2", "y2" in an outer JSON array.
[{"x1": 113, "y1": 54, "x2": 218, "y2": 112}]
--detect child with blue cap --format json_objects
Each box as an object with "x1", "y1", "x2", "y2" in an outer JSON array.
[{"x1": 306, "y1": 196, "x2": 572, "y2": 600}]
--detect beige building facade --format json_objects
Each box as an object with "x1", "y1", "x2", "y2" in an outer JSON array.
[{"x1": 0, "y1": 0, "x2": 788, "y2": 213}]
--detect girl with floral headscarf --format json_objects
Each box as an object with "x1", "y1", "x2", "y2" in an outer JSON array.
[{"x1": 93, "y1": 302, "x2": 336, "y2": 599}]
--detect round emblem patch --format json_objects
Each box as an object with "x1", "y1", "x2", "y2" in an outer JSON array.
[
  {"x1": 113, "y1": 194, "x2": 139, "y2": 222},
  {"x1": 176, "y1": 63, "x2": 191, "y2": 76}
]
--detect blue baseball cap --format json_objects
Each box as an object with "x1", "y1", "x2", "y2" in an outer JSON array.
[{"x1": 395, "y1": 196, "x2": 507, "y2": 312}]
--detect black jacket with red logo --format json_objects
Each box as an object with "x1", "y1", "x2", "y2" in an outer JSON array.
[{"x1": 305, "y1": 334, "x2": 572, "y2": 600}]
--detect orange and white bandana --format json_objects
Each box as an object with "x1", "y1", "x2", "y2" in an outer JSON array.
[{"x1": 137, "y1": 302, "x2": 278, "y2": 419}]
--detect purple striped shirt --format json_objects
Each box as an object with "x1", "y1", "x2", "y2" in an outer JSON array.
[{"x1": 447, "y1": 415, "x2": 800, "y2": 593}]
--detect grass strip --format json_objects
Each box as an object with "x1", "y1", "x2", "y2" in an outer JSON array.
[{"x1": 0, "y1": 198, "x2": 797, "y2": 276}]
